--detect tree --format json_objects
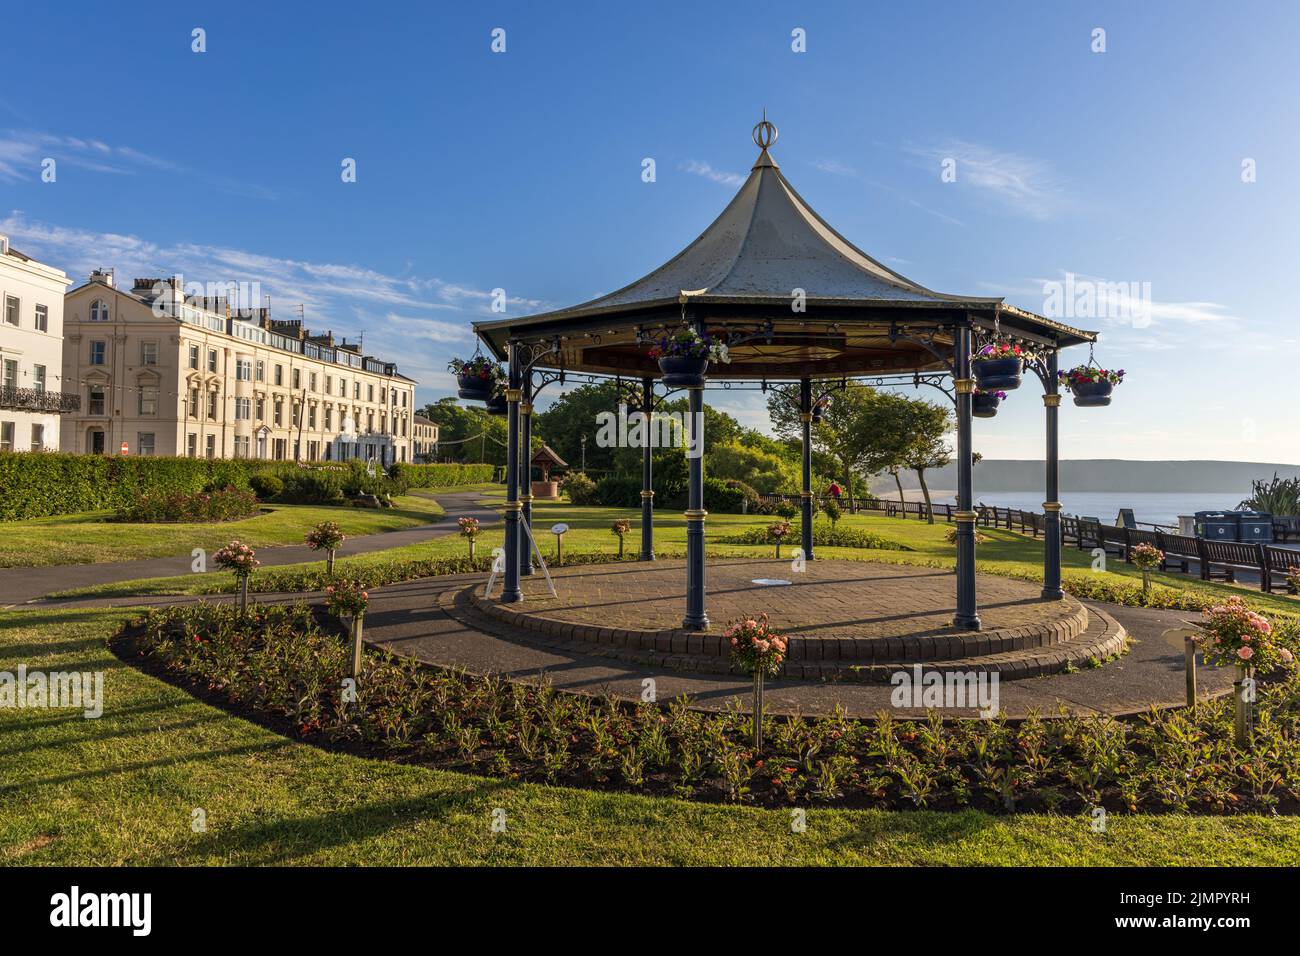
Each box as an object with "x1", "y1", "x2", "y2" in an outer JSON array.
[
  {"x1": 768, "y1": 382, "x2": 880, "y2": 511},
  {"x1": 848, "y1": 392, "x2": 951, "y2": 521},
  {"x1": 419, "y1": 397, "x2": 509, "y2": 467}
]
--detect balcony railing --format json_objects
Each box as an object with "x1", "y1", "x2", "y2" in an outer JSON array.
[{"x1": 0, "y1": 386, "x2": 82, "y2": 413}]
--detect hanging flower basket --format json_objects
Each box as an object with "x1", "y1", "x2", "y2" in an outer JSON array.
[
  {"x1": 972, "y1": 389, "x2": 1005, "y2": 418},
  {"x1": 449, "y1": 356, "x2": 503, "y2": 401},
  {"x1": 1059, "y1": 366, "x2": 1124, "y2": 407},
  {"x1": 647, "y1": 327, "x2": 730, "y2": 388},
  {"x1": 972, "y1": 342, "x2": 1027, "y2": 391},
  {"x1": 485, "y1": 386, "x2": 508, "y2": 416}
]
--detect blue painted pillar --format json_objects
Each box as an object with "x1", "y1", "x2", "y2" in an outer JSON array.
[
  {"x1": 640, "y1": 376, "x2": 655, "y2": 561},
  {"x1": 1042, "y1": 349, "x2": 1064, "y2": 599},
  {"x1": 519, "y1": 373, "x2": 534, "y2": 577},
  {"x1": 799, "y1": 377, "x2": 815, "y2": 561},
  {"x1": 953, "y1": 320, "x2": 982, "y2": 630},
  {"x1": 501, "y1": 342, "x2": 522, "y2": 603},
  {"x1": 682, "y1": 383, "x2": 708, "y2": 630}
]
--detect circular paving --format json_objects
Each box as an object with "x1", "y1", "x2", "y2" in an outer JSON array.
[{"x1": 439, "y1": 558, "x2": 1127, "y2": 681}]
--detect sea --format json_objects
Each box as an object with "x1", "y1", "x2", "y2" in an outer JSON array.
[{"x1": 914, "y1": 491, "x2": 1246, "y2": 528}]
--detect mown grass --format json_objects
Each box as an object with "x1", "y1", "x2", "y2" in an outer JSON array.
[
  {"x1": 49, "y1": 498, "x2": 1300, "y2": 618},
  {"x1": 0, "y1": 495, "x2": 445, "y2": 568},
  {"x1": 3, "y1": 606, "x2": 1299, "y2": 866}
]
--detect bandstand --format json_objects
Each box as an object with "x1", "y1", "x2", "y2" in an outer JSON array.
[{"x1": 460, "y1": 118, "x2": 1109, "y2": 679}]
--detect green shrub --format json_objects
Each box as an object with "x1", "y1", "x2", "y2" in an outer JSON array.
[
  {"x1": 115, "y1": 486, "x2": 261, "y2": 523},
  {"x1": 562, "y1": 471, "x2": 598, "y2": 505},
  {"x1": 248, "y1": 474, "x2": 285, "y2": 501},
  {"x1": 595, "y1": 475, "x2": 643, "y2": 508},
  {"x1": 703, "y1": 477, "x2": 747, "y2": 513},
  {"x1": 389, "y1": 462, "x2": 494, "y2": 489},
  {"x1": 279, "y1": 470, "x2": 344, "y2": 504}
]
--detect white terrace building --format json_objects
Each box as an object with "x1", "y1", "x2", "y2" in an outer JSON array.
[
  {"x1": 61, "y1": 274, "x2": 417, "y2": 463},
  {"x1": 0, "y1": 235, "x2": 76, "y2": 453}
]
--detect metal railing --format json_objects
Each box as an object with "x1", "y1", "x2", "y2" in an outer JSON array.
[{"x1": 0, "y1": 386, "x2": 82, "y2": 413}]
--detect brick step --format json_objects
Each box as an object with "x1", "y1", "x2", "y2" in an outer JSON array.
[
  {"x1": 439, "y1": 585, "x2": 1127, "y2": 683},
  {"x1": 466, "y1": 587, "x2": 1089, "y2": 663}
]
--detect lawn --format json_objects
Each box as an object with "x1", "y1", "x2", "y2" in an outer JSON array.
[
  {"x1": 48, "y1": 496, "x2": 1300, "y2": 618},
  {"x1": 0, "y1": 495, "x2": 445, "y2": 568},
  {"x1": 3, "y1": 605, "x2": 1298, "y2": 866}
]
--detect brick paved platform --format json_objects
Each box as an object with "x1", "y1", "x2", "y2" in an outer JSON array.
[{"x1": 443, "y1": 558, "x2": 1126, "y2": 681}]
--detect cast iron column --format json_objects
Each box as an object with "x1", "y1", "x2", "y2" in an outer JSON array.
[
  {"x1": 799, "y1": 377, "x2": 815, "y2": 562},
  {"x1": 683, "y1": 382, "x2": 708, "y2": 629},
  {"x1": 1042, "y1": 349, "x2": 1064, "y2": 599},
  {"x1": 640, "y1": 376, "x2": 655, "y2": 561},
  {"x1": 519, "y1": 374, "x2": 534, "y2": 577},
  {"x1": 501, "y1": 342, "x2": 523, "y2": 603},
  {"x1": 953, "y1": 320, "x2": 982, "y2": 630}
]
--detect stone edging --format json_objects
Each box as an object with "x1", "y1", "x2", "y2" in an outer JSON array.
[{"x1": 442, "y1": 584, "x2": 1121, "y2": 683}]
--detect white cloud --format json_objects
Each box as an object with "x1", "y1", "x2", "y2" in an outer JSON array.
[
  {"x1": 907, "y1": 141, "x2": 1067, "y2": 220},
  {"x1": 0, "y1": 212, "x2": 551, "y2": 405},
  {"x1": 679, "y1": 159, "x2": 745, "y2": 187}
]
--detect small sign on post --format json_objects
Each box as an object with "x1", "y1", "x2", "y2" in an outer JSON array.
[
  {"x1": 551, "y1": 523, "x2": 569, "y2": 566},
  {"x1": 119, "y1": 441, "x2": 129, "y2": 455}
]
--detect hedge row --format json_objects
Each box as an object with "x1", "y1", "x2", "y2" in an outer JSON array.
[
  {"x1": 0, "y1": 454, "x2": 498, "y2": 520},
  {"x1": 389, "y1": 463, "x2": 494, "y2": 488}
]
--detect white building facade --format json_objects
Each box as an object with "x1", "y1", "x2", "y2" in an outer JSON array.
[
  {"x1": 61, "y1": 274, "x2": 417, "y2": 464},
  {"x1": 0, "y1": 236, "x2": 76, "y2": 452}
]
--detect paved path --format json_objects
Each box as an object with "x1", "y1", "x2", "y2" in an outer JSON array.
[
  {"x1": 2, "y1": 491, "x2": 498, "y2": 607},
  {"x1": 12, "y1": 493, "x2": 1235, "y2": 718},
  {"x1": 359, "y1": 574, "x2": 1232, "y2": 719}
]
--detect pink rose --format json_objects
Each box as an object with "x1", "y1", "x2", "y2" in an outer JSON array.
[
  {"x1": 1281, "y1": 648, "x2": 1294, "y2": 663},
  {"x1": 1238, "y1": 646, "x2": 1253, "y2": 661}
]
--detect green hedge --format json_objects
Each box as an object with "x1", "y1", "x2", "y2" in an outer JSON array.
[
  {"x1": 0, "y1": 452, "x2": 408, "y2": 521},
  {"x1": 389, "y1": 462, "x2": 494, "y2": 489}
]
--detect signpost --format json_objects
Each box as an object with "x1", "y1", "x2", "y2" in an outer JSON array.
[
  {"x1": 551, "y1": 523, "x2": 569, "y2": 566},
  {"x1": 119, "y1": 441, "x2": 129, "y2": 455}
]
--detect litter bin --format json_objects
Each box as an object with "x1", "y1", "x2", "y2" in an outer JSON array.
[
  {"x1": 1196, "y1": 511, "x2": 1237, "y2": 541},
  {"x1": 1235, "y1": 510, "x2": 1273, "y2": 544}
]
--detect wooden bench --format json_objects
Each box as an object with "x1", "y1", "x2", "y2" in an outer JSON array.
[
  {"x1": 1155, "y1": 532, "x2": 1198, "y2": 574},
  {"x1": 1197, "y1": 539, "x2": 1264, "y2": 585},
  {"x1": 1098, "y1": 524, "x2": 1129, "y2": 559},
  {"x1": 1260, "y1": 544, "x2": 1300, "y2": 593}
]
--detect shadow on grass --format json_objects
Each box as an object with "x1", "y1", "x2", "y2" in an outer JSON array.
[{"x1": 157, "y1": 781, "x2": 514, "y2": 865}]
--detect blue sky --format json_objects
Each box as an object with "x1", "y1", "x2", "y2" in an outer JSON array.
[{"x1": 3, "y1": 0, "x2": 1297, "y2": 461}]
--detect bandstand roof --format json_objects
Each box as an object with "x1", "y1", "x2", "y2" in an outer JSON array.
[{"x1": 474, "y1": 120, "x2": 1096, "y2": 380}]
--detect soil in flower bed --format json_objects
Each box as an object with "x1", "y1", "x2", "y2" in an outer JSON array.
[{"x1": 110, "y1": 602, "x2": 1300, "y2": 815}]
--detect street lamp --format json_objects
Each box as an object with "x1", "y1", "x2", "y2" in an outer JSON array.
[{"x1": 580, "y1": 433, "x2": 587, "y2": 472}]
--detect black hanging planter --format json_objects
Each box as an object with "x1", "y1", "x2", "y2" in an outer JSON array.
[
  {"x1": 1069, "y1": 379, "x2": 1113, "y2": 407},
  {"x1": 972, "y1": 392, "x2": 1002, "y2": 418},
  {"x1": 658, "y1": 356, "x2": 709, "y2": 388},
  {"x1": 485, "y1": 391, "x2": 508, "y2": 416},
  {"x1": 972, "y1": 357, "x2": 1023, "y2": 391},
  {"x1": 457, "y1": 371, "x2": 495, "y2": 401}
]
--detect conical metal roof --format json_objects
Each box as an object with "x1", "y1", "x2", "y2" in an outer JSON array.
[
  {"x1": 569, "y1": 146, "x2": 997, "y2": 314},
  {"x1": 473, "y1": 119, "x2": 1096, "y2": 373}
]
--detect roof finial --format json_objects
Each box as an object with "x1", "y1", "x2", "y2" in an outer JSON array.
[{"x1": 752, "y1": 110, "x2": 778, "y2": 150}]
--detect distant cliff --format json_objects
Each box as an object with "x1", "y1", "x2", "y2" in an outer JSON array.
[{"x1": 873, "y1": 460, "x2": 1300, "y2": 493}]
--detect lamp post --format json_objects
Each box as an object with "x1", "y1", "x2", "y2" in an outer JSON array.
[{"x1": 580, "y1": 433, "x2": 587, "y2": 472}]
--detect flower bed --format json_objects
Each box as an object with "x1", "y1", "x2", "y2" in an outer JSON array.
[
  {"x1": 114, "y1": 486, "x2": 261, "y2": 523},
  {"x1": 719, "y1": 522, "x2": 908, "y2": 551},
  {"x1": 118, "y1": 601, "x2": 1300, "y2": 813}
]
